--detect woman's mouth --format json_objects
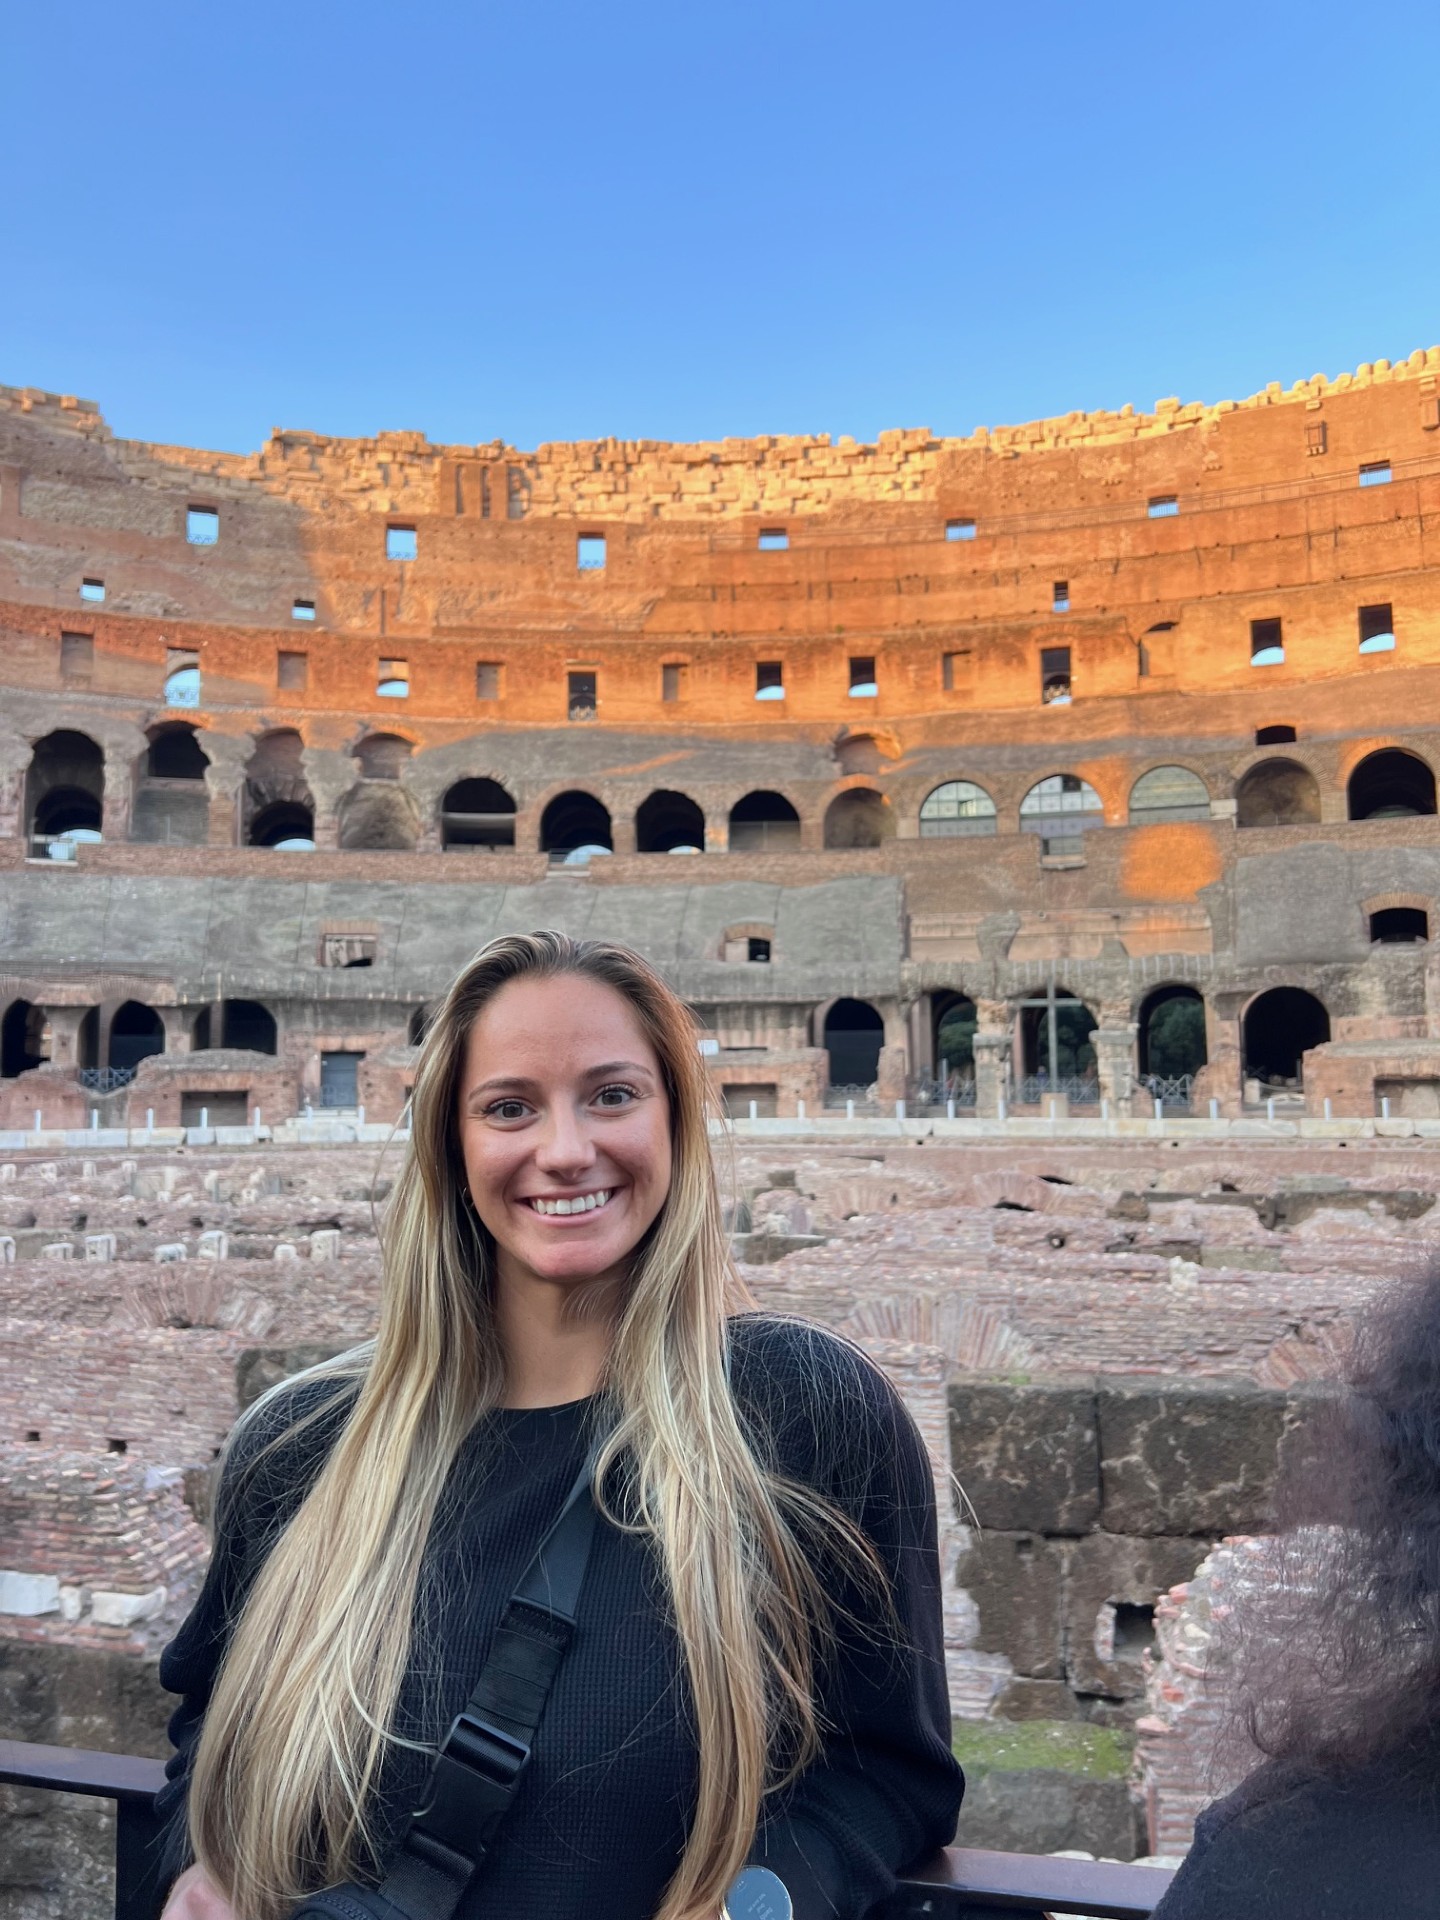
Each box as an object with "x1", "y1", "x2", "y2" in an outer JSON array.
[{"x1": 526, "y1": 1188, "x2": 613, "y2": 1217}]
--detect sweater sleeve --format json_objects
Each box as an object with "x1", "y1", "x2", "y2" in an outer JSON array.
[{"x1": 738, "y1": 1323, "x2": 964, "y2": 1920}]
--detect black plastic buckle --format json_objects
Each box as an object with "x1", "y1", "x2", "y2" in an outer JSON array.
[
  {"x1": 410, "y1": 1713, "x2": 532, "y2": 1855},
  {"x1": 442, "y1": 1711, "x2": 530, "y2": 1789}
]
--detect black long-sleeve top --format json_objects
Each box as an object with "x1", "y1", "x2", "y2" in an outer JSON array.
[{"x1": 156, "y1": 1314, "x2": 963, "y2": 1920}]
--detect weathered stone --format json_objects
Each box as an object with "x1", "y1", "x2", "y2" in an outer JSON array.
[
  {"x1": 949, "y1": 1378, "x2": 1100, "y2": 1533},
  {"x1": 0, "y1": 1572, "x2": 61, "y2": 1616},
  {"x1": 1097, "y1": 1379, "x2": 1292, "y2": 1535},
  {"x1": 954, "y1": 1530, "x2": 1065, "y2": 1678},
  {"x1": 88, "y1": 1586, "x2": 166, "y2": 1628},
  {"x1": 153, "y1": 1242, "x2": 187, "y2": 1263},
  {"x1": 236, "y1": 1343, "x2": 350, "y2": 1410},
  {"x1": 1063, "y1": 1535, "x2": 1205, "y2": 1700}
]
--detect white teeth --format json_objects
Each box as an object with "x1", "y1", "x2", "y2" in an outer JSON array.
[{"x1": 530, "y1": 1190, "x2": 610, "y2": 1216}]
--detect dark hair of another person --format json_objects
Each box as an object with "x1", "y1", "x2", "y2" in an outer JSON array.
[{"x1": 1239, "y1": 1264, "x2": 1440, "y2": 1780}]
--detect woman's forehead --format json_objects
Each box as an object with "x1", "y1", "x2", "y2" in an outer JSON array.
[{"x1": 465, "y1": 973, "x2": 659, "y2": 1066}]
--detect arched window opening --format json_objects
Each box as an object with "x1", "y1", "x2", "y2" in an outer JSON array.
[
  {"x1": 919, "y1": 781, "x2": 997, "y2": 839},
  {"x1": 835, "y1": 734, "x2": 884, "y2": 777},
  {"x1": 1018, "y1": 989, "x2": 1097, "y2": 1084},
  {"x1": 109, "y1": 1001, "x2": 165, "y2": 1074},
  {"x1": 1242, "y1": 988, "x2": 1330, "y2": 1090},
  {"x1": 1255, "y1": 725, "x2": 1297, "y2": 746},
  {"x1": 823, "y1": 999, "x2": 885, "y2": 1088},
  {"x1": 1019, "y1": 774, "x2": 1104, "y2": 853},
  {"x1": 1, "y1": 1000, "x2": 48, "y2": 1078},
  {"x1": 441, "y1": 778, "x2": 517, "y2": 851},
  {"x1": 1347, "y1": 749, "x2": 1437, "y2": 822},
  {"x1": 250, "y1": 801, "x2": 316, "y2": 850},
  {"x1": 26, "y1": 730, "x2": 105, "y2": 854},
  {"x1": 728, "y1": 791, "x2": 800, "y2": 852},
  {"x1": 1138, "y1": 986, "x2": 1208, "y2": 1081},
  {"x1": 135, "y1": 724, "x2": 211, "y2": 845},
  {"x1": 540, "y1": 791, "x2": 612, "y2": 861},
  {"x1": 824, "y1": 789, "x2": 894, "y2": 850},
  {"x1": 146, "y1": 725, "x2": 208, "y2": 781},
  {"x1": 201, "y1": 999, "x2": 279, "y2": 1054},
  {"x1": 245, "y1": 732, "x2": 315, "y2": 848},
  {"x1": 164, "y1": 663, "x2": 201, "y2": 709},
  {"x1": 407, "y1": 1006, "x2": 432, "y2": 1047},
  {"x1": 1370, "y1": 907, "x2": 1429, "y2": 944},
  {"x1": 78, "y1": 1007, "x2": 99, "y2": 1071},
  {"x1": 931, "y1": 993, "x2": 977, "y2": 1090},
  {"x1": 337, "y1": 783, "x2": 419, "y2": 851},
  {"x1": 352, "y1": 733, "x2": 412, "y2": 782},
  {"x1": 636, "y1": 790, "x2": 705, "y2": 854},
  {"x1": 1234, "y1": 759, "x2": 1321, "y2": 829},
  {"x1": 1128, "y1": 766, "x2": 1211, "y2": 825}
]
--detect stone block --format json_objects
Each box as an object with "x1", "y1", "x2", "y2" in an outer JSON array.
[
  {"x1": 1097, "y1": 1379, "x2": 1291, "y2": 1535},
  {"x1": 197, "y1": 1229, "x2": 229, "y2": 1259},
  {"x1": 154, "y1": 1242, "x2": 188, "y2": 1263},
  {"x1": 84, "y1": 1233, "x2": 117, "y2": 1261},
  {"x1": 0, "y1": 1163, "x2": 16, "y2": 1181},
  {"x1": 89, "y1": 1585, "x2": 167, "y2": 1628},
  {"x1": 954, "y1": 1529, "x2": 1065, "y2": 1678},
  {"x1": 0, "y1": 1571, "x2": 61, "y2": 1615},
  {"x1": 236, "y1": 1343, "x2": 350, "y2": 1410},
  {"x1": 309, "y1": 1228, "x2": 341, "y2": 1261},
  {"x1": 1063, "y1": 1534, "x2": 1203, "y2": 1699},
  {"x1": 949, "y1": 1378, "x2": 1100, "y2": 1533},
  {"x1": 994, "y1": 1677, "x2": 1084, "y2": 1722},
  {"x1": 274, "y1": 1242, "x2": 301, "y2": 1263},
  {"x1": 0, "y1": 1237, "x2": 13, "y2": 1265},
  {"x1": 41, "y1": 1241, "x2": 73, "y2": 1261},
  {"x1": 58, "y1": 1584, "x2": 88, "y2": 1622},
  {"x1": 81, "y1": 1159, "x2": 97, "y2": 1179}
]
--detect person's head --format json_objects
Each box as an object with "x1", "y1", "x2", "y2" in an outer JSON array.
[{"x1": 189, "y1": 935, "x2": 859, "y2": 1920}]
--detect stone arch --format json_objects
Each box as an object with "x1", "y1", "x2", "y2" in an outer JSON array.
[
  {"x1": 1347, "y1": 748, "x2": 1437, "y2": 821},
  {"x1": 195, "y1": 999, "x2": 278, "y2": 1053},
  {"x1": 134, "y1": 722, "x2": 210, "y2": 845},
  {"x1": 824, "y1": 787, "x2": 895, "y2": 849},
  {"x1": 1235, "y1": 758, "x2": 1321, "y2": 829},
  {"x1": 1242, "y1": 988, "x2": 1330, "y2": 1086},
  {"x1": 145, "y1": 723, "x2": 209, "y2": 781},
  {"x1": 25, "y1": 729, "x2": 105, "y2": 847},
  {"x1": 540, "y1": 790, "x2": 612, "y2": 857},
  {"x1": 244, "y1": 731, "x2": 315, "y2": 847},
  {"x1": 823, "y1": 998, "x2": 885, "y2": 1087},
  {"x1": 1019, "y1": 774, "x2": 1105, "y2": 850},
  {"x1": 109, "y1": 1000, "x2": 165, "y2": 1074},
  {"x1": 351, "y1": 732, "x2": 413, "y2": 781},
  {"x1": 728, "y1": 791, "x2": 801, "y2": 852},
  {"x1": 1018, "y1": 988, "x2": 1098, "y2": 1081},
  {"x1": 337, "y1": 783, "x2": 420, "y2": 851},
  {"x1": 441, "y1": 778, "x2": 517, "y2": 851},
  {"x1": 834, "y1": 733, "x2": 886, "y2": 778},
  {"x1": 1, "y1": 999, "x2": 47, "y2": 1077},
  {"x1": 1137, "y1": 985, "x2": 1208, "y2": 1079},
  {"x1": 919, "y1": 780, "x2": 997, "y2": 838},
  {"x1": 636, "y1": 789, "x2": 706, "y2": 854},
  {"x1": 1363, "y1": 891, "x2": 1433, "y2": 945},
  {"x1": 1128, "y1": 765, "x2": 1211, "y2": 825},
  {"x1": 931, "y1": 991, "x2": 977, "y2": 1074}
]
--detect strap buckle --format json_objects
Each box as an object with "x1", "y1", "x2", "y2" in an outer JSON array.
[
  {"x1": 410, "y1": 1713, "x2": 531, "y2": 1855},
  {"x1": 442, "y1": 1711, "x2": 530, "y2": 1789}
]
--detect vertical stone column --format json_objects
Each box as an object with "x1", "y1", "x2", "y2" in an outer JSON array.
[
  {"x1": 43, "y1": 1007, "x2": 85, "y2": 1070},
  {"x1": 101, "y1": 748, "x2": 133, "y2": 844},
  {"x1": 972, "y1": 1030, "x2": 1012, "y2": 1119},
  {"x1": 610, "y1": 809, "x2": 638, "y2": 856},
  {"x1": 159, "y1": 1007, "x2": 193, "y2": 1055},
  {"x1": 1093, "y1": 1023, "x2": 1139, "y2": 1117}
]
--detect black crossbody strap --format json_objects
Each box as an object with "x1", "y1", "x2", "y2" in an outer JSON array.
[{"x1": 370, "y1": 1451, "x2": 601, "y2": 1920}]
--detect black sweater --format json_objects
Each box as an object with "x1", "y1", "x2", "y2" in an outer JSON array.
[
  {"x1": 156, "y1": 1315, "x2": 963, "y2": 1920},
  {"x1": 1150, "y1": 1753, "x2": 1440, "y2": 1919}
]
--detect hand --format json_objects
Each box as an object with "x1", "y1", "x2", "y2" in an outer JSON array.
[{"x1": 160, "y1": 1865, "x2": 239, "y2": 1920}]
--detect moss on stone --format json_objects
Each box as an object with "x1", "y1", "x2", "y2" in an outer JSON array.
[{"x1": 951, "y1": 1718, "x2": 1134, "y2": 1783}]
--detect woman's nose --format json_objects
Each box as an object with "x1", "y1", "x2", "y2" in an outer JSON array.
[{"x1": 534, "y1": 1106, "x2": 596, "y2": 1171}]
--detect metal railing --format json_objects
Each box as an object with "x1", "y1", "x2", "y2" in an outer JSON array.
[
  {"x1": 0, "y1": 1741, "x2": 1175, "y2": 1920},
  {"x1": 823, "y1": 1083, "x2": 883, "y2": 1112},
  {"x1": 910, "y1": 1076, "x2": 978, "y2": 1111},
  {"x1": 1138, "y1": 1073, "x2": 1194, "y2": 1113},
  {"x1": 78, "y1": 1065, "x2": 138, "y2": 1093},
  {"x1": 1016, "y1": 1076, "x2": 1100, "y2": 1107}
]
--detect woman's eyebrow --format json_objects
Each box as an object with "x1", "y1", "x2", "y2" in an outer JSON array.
[{"x1": 465, "y1": 1061, "x2": 654, "y2": 1100}]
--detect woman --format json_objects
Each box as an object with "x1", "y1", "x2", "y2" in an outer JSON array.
[
  {"x1": 1152, "y1": 1266, "x2": 1440, "y2": 1919},
  {"x1": 157, "y1": 932, "x2": 962, "y2": 1920}
]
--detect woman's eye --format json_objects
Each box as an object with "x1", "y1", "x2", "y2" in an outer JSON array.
[
  {"x1": 486, "y1": 1098, "x2": 530, "y2": 1121},
  {"x1": 595, "y1": 1083, "x2": 639, "y2": 1107}
]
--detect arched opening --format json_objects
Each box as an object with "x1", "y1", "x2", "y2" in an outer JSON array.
[
  {"x1": 728, "y1": 791, "x2": 800, "y2": 852},
  {"x1": 636, "y1": 790, "x2": 705, "y2": 854},
  {"x1": 1138, "y1": 986, "x2": 1208, "y2": 1080},
  {"x1": 824, "y1": 789, "x2": 894, "y2": 849},
  {"x1": 245, "y1": 731, "x2": 315, "y2": 849},
  {"x1": 540, "y1": 790, "x2": 613, "y2": 858},
  {"x1": 441, "y1": 778, "x2": 517, "y2": 851},
  {"x1": 1019, "y1": 988, "x2": 1097, "y2": 1083},
  {"x1": 108, "y1": 1001, "x2": 165, "y2": 1074},
  {"x1": 194, "y1": 999, "x2": 277, "y2": 1054},
  {"x1": 1347, "y1": 749, "x2": 1437, "y2": 821},
  {"x1": 146, "y1": 724, "x2": 208, "y2": 781},
  {"x1": 932, "y1": 991, "x2": 977, "y2": 1082},
  {"x1": 352, "y1": 733, "x2": 412, "y2": 782},
  {"x1": 919, "y1": 781, "x2": 998, "y2": 838},
  {"x1": 1, "y1": 1000, "x2": 47, "y2": 1077},
  {"x1": 250, "y1": 800, "x2": 316, "y2": 850},
  {"x1": 835, "y1": 734, "x2": 884, "y2": 777},
  {"x1": 78, "y1": 1006, "x2": 99, "y2": 1070},
  {"x1": 823, "y1": 999, "x2": 885, "y2": 1088},
  {"x1": 1235, "y1": 759, "x2": 1321, "y2": 829},
  {"x1": 1370, "y1": 906, "x2": 1430, "y2": 944},
  {"x1": 1019, "y1": 774, "x2": 1104, "y2": 853},
  {"x1": 1243, "y1": 988, "x2": 1330, "y2": 1088},
  {"x1": 1128, "y1": 766, "x2": 1211, "y2": 825},
  {"x1": 26, "y1": 730, "x2": 104, "y2": 852},
  {"x1": 134, "y1": 723, "x2": 210, "y2": 845},
  {"x1": 337, "y1": 783, "x2": 419, "y2": 851}
]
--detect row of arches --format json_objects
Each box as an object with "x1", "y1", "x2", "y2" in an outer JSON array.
[
  {"x1": 0, "y1": 997, "x2": 278, "y2": 1080},
  {"x1": 23, "y1": 727, "x2": 1440, "y2": 858}
]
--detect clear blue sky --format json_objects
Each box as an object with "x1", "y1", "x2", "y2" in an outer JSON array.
[{"x1": 6, "y1": 1, "x2": 1439, "y2": 454}]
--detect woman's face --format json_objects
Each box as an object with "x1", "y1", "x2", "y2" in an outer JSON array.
[{"x1": 457, "y1": 972, "x2": 674, "y2": 1295}]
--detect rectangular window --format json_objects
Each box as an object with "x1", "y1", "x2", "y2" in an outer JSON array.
[
  {"x1": 1306, "y1": 420, "x2": 1328, "y2": 456},
  {"x1": 1250, "y1": 617, "x2": 1285, "y2": 666},
  {"x1": 848, "y1": 655, "x2": 877, "y2": 697},
  {"x1": 80, "y1": 577, "x2": 105, "y2": 603},
  {"x1": 1359, "y1": 461, "x2": 1392, "y2": 487},
  {"x1": 321, "y1": 933, "x2": 377, "y2": 969},
  {"x1": 386, "y1": 525, "x2": 418, "y2": 561},
  {"x1": 292, "y1": 598, "x2": 316, "y2": 621},
  {"x1": 60, "y1": 632, "x2": 94, "y2": 685},
  {"x1": 942, "y1": 649, "x2": 973, "y2": 693},
  {"x1": 747, "y1": 937, "x2": 772, "y2": 963},
  {"x1": 945, "y1": 518, "x2": 976, "y2": 541},
  {"x1": 186, "y1": 506, "x2": 219, "y2": 546},
  {"x1": 165, "y1": 647, "x2": 201, "y2": 708},
  {"x1": 1052, "y1": 580, "x2": 1070, "y2": 612},
  {"x1": 1358, "y1": 603, "x2": 1396, "y2": 655},
  {"x1": 577, "y1": 533, "x2": 606, "y2": 571},
  {"x1": 277, "y1": 650, "x2": 308, "y2": 691},
  {"x1": 475, "y1": 661, "x2": 502, "y2": 700},
  {"x1": 1040, "y1": 646, "x2": 1072, "y2": 705},
  {"x1": 1148, "y1": 495, "x2": 1179, "y2": 518},
  {"x1": 757, "y1": 528, "x2": 789, "y2": 551},
  {"x1": 378, "y1": 658, "x2": 410, "y2": 697},
  {"x1": 568, "y1": 670, "x2": 597, "y2": 720},
  {"x1": 755, "y1": 661, "x2": 785, "y2": 701},
  {"x1": 662, "y1": 663, "x2": 686, "y2": 703}
]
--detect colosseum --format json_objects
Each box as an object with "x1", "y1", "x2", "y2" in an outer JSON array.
[{"x1": 7, "y1": 351, "x2": 1440, "y2": 1910}]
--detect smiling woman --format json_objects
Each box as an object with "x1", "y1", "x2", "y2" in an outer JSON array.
[{"x1": 155, "y1": 932, "x2": 962, "y2": 1920}]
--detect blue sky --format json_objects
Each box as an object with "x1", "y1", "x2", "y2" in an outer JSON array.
[{"x1": 6, "y1": 1, "x2": 1439, "y2": 453}]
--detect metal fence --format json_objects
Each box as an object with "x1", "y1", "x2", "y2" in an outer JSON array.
[
  {"x1": 909, "y1": 1076, "x2": 978, "y2": 1112},
  {"x1": 823, "y1": 1083, "x2": 883, "y2": 1113},
  {"x1": 77, "y1": 1066, "x2": 137, "y2": 1093},
  {"x1": 1016, "y1": 1075, "x2": 1100, "y2": 1107},
  {"x1": 1138, "y1": 1073, "x2": 1195, "y2": 1113}
]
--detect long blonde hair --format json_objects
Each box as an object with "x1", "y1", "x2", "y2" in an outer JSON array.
[{"x1": 189, "y1": 932, "x2": 873, "y2": 1920}]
